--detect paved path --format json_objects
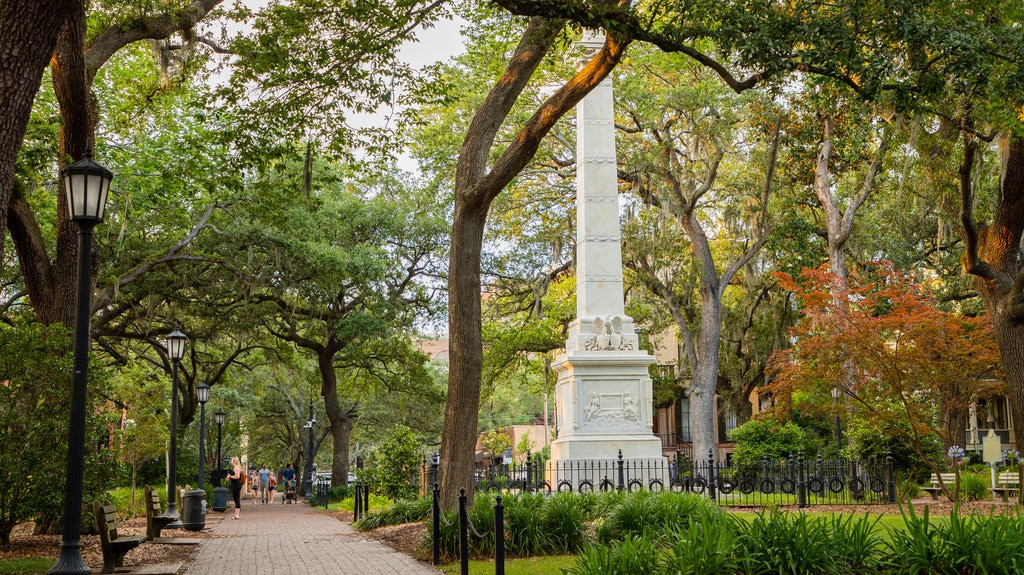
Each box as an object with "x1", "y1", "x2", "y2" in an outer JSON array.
[{"x1": 180, "y1": 500, "x2": 441, "y2": 575}]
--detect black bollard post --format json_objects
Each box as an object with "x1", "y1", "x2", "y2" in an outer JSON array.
[
  {"x1": 432, "y1": 483, "x2": 441, "y2": 565},
  {"x1": 459, "y1": 488, "x2": 469, "y2": 575},
  {"x1": 354, "y1": 483, "x2": 362, "y2": 521},
  {"x1": 495, "y1": 495, "x2": 504, "y2": 575},
  {"x1": 363, "y1": 481, "x2": 370, "y2": 514}
]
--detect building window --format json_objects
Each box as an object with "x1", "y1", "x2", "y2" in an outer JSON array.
[{"x1": 676, "y1": 397, "x2": 692, "y2": 443}]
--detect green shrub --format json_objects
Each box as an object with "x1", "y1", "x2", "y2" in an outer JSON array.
[
  {"x1": 736, "y1": 509, "x2": 839, "y2": 574},
  {"x1": 354, "y1": 495, "x2": 431, "y2": 530},
  {"x1": 826, "y1": 513, "x2": 885, "y2": 573},
  {"x1": 503, "y1": 493, "x2": 550, "y2": 556},
  {"x1": 728, "y1": 416, "x2": 809, "y2": 468},
  {"x1": 540, "y1": 492, "x2": 589, "y2": 553},
  {"x1": 661, "y1": 509, "x2": 742, "y2": 575},
  {"x1": 564, "y1": 535, "x2": 661, "y2": 575},
  {"x1": 328, "y1": 485, "x2": 350, "y2": 502},
  {"x1": 957, "y1": 472, "x2": 992, "y2": 502}
]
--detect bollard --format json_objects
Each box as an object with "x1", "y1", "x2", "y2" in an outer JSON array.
[
  {"x1": 354, "y1": 483, "x2": 362, "y2": 521},
  {"x1": 363, "y1": 481, "x2": 369, "y2": 514},
  {"x1": 459, "y1": 488, "x2": 469, "y2": 575},
  {"x1": 432, "y1": 483, "x2": 441, "y2": 566},
  {"x1": 495, "y1": 495, "x2": 504, "y2": 575}
]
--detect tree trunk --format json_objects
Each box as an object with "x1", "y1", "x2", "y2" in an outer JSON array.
[
  {"x1": 964, "y1": 135, "x2": 1024, "y2": 452},
  {"x1": 688, "y1": 292, "x2": 722, "y2": 462},
  {"x1": 319, "y1": 348, "x2": 355, "y2": 489},
  {"x1": 438, "y1": 208, "x2": 488, "y2": 509},
  {"x1": 0, "y1": 0, "x2": 70, "y2": 264}
]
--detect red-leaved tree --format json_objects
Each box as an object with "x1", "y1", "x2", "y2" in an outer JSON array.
[{"x1": 768, "y1": 262, "x2": 1001, "y2": 499}]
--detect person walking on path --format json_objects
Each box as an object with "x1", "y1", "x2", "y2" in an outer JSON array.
[
  {"x1": 225, "y1": 457, "x2": 243, "y2": 520},
  {"x1": 258, "y1": 463, "x2": 272, "y2": 504}
]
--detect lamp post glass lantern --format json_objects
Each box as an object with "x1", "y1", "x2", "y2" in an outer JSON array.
[
  {"x1": 197, "y1": 383, "x2": 209, "y2": 490},
  {"x1": 50, "y1": 151, "x2": 113, "y2": 575},
  {"x1": 163, "y1": 330, "x2": 187, "y2": 528}
]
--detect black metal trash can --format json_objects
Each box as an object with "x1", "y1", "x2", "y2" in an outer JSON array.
[
  {"x1": 212, "y1": 486, "x2": 228, "y2": 512},
  {"x1": 181, "y1": 488, "x2": 207, "y2": 531}
]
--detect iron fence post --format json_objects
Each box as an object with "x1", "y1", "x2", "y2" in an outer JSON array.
[
  {"x1": 886, "y1": 451, "x2": 897, "y2": 503},
  {"x1": 617, "y1": 450, "x2": 625, "y2": 491},
  {"x1": 797, "y1": 450, "x2": 807, "y2": 508},
  {"x1": 432, "y1": 483, "x2": 440, "y2": 565},
  {"x1": 707, "y1": 449, "x2": 717, "y2": 501},
  {"x1": 526, "y1": 450, "x2": 533, "y2": 494},
  {"x1": 494, "y1": 495, "x2": 505, "y2": 575}
]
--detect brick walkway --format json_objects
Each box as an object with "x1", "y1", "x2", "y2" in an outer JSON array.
[{"x1": 180, "y1": 500, "x2": 441, "y2": 575}]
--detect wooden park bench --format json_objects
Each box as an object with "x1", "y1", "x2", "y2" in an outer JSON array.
[
  {"x1": 922, "y1": 472, "x2": 957, "y2": 500},
  {"x1": 144, "y1": 485, "x2": 177, "y2": 540},
  {"x1": 93, "y1": 500, "x2": 147, "y2": 574},
  {"x1": 992, "y1": 471, "x2": 1021, "y2": 503}
]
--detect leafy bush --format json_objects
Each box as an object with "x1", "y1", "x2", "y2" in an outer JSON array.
[
  {"x1": 328, "y1": 485, "x2": 350, "y2": 502},
  {"x1": 564, "y1": 535, "x2": 661, "y2": 575},
  {"x1": 735, "y1": 509, "x2": 839, "y2": 574},
  {"x1": 728, "y1": 416, "x2": 809, "y2": 468},
  {"x1": 360, "y1": 425, "x2": 421, "y2": 501},
  {"x1": 957, "y1": 472, "x2": 992, "y2": 502},
  {"x1": 661, "y1": 509, "x2": 742, "y2": 575},
  {"x1": 540, "y1": 492, "x2": 588, "y2": 553},
  {"x1": 354, "y1": 495, "x2": 431, "y2": 530}
]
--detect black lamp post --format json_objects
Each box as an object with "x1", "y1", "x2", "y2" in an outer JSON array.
[
  {"x1": 304, "y1": 401, "x2": 316, "y2": 500},
  {"x1": 832, "y1": 386, "x2": 843, "y2": 455},
  {"x1": 50, "y1": 151, "x2": 112, "y2": 575},
  {"x1": 215, "y1": 410, "x2": 226, "y2": 484},
  {"x1": 196, "y1": 383, "x2": 210, "y2": 490},
  {"x1": 163, "y1": 329, "x2": 187, "y2": 528},
  {"x1": 212, "y1": 409, "x2": 228, "y2": 512}
]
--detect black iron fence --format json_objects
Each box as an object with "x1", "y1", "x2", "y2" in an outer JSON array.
[{"x1": 422, "y1": 449, "x2": 897, "y2": 508}]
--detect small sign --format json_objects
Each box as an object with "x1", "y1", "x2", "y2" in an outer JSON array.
[{"x1": 983, "y1": 430, "x2": 1002, "y2": 463}]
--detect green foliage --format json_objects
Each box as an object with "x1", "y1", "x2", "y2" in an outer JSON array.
[
  {"x1": 564, "y1": 535, "x2": 661, "y2": 575},
  {"x1": 0, "y1": 320, "x2": 117, "y2": 543},
  {"x1": 661, "y1": 508, "x2": 743, "y2": 575},
  {"x1": 728, "y1": 416, "x2": 809, "y2": 468},
  {"x1": 735, "y1": 510, "x2": 839, "y2": 574},
  {"x1": 361, "y1": 425, "x2": 422, "y2": 501},
  {"x1": 354, "y1": 495, "x2": 432, "y2": 531},
  {"x1": 480, "y1": 428, "x2": 512, "y2": 459},
  {"x1": 846, "y1": 417, "x2": 943, "y2": 484},
  {"x1": 957, "y1": 473, "x2": 992, "y2": 502},
  {"x1": 0, "y1": 557, "x2": 54, "y2": 574}
]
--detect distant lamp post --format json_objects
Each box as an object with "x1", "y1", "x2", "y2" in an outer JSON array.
[
  {"x1": 196, "y1": 383, "x2": 210, "y2": 490},
  {"x1": 163, "y1": 329, "x2": 187, "y2": 528},
  {"x1": 303, "y1": 405, "x2": 316, "y2": 500},
  {"x1": 215, "y1": 410, "x2": 226, "y2": 483},
  {"x1": 212, "y1": 409, "x2": 228, "y2": 512},
  {"x1": 832, "y1": 386, "x2": 843, "y2": 455},
  {"x1": 50, "y1": 151, "x2": 113, "y2": 575}
]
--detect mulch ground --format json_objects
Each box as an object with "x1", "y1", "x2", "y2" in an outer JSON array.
[{"x1": 0, "y1": 515, "x2": 219, "y2": 570}]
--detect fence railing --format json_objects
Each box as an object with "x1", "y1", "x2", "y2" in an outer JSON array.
[{"x1": 422, "y1": 449, "x2": 897, "y2": 508}]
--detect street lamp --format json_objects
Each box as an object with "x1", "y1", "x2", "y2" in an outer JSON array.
[
  {"x1": 50, "y1": 151, "x2": 112, "y2": 575},
  {"x1": 196, "y1": 383, "x2": 210, "y2": 490},
  {"x1": 215, "y1": 410, "x2": 226, "y2": 483},
  {"x1": 832, "y1": 386, "x2": 843, "y2": 455},
  {"x1": 212, "y1": 409, "x2": 227, "y2": 512},
  {"x1": 163, "y1": 329, "x2": 187, "y2": 528}
]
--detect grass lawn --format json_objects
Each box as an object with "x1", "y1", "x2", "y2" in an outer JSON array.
[
  {"x1": 439, "y1": 555, "x2": 576, "y2": 575},
  {"x1": 0, "y1": 557, "x2": 51, "y2": 575}
]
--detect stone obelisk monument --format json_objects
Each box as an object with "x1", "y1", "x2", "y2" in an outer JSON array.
[{"x1": 549, "y1": 31, "x2": 665, "y2": 476}]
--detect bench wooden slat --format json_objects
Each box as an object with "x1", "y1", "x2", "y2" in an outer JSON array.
[{"x1": 94, "y1": 500, "x2": 145, "y2": 574}]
